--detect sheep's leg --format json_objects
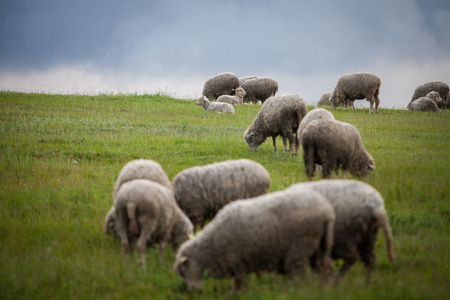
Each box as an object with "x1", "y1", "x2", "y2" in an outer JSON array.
[
  {"x1": 286, "y1": 131, "x2": 296, "y2": 155},
  {"x1": 294, "y1": 132, "x2": 300, "y2": 155},
  {"x1": 303, "y1": 145, "x2": 316, "y2": 180},
  {"x1": 351, "y1": 101, "x2": 356, "y2": 111},
  {"x1": 115, "y1": 209, "x2": 131, "y2": 264},
  {"x1": 272, "y1": 136, "x2": 278, "y2": 152},
  {"x1": 137, "y1": 219, "x2": 157, "y2": 270},
  {"x1": 332, "y1": 259, "x2": 357, "y2": 284},
  {"x1": 319, "y1": 150, "x2": 332, "y2": 179},
  {"x1": 282, "y1": 136, "x2": 289, "y2": 153}
]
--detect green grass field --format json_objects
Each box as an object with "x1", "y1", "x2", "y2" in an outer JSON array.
[{"x1": 1, "y1": 91, "x2": 449, "y2": 299}]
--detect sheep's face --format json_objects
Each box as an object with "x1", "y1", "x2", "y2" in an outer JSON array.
[
  {"x1": 234, "y1": 87, "x2": 246, "y2": 97},
  {"x1": 244, "y1": 129, "x2": 265, "y2": 151},
  {"x1": 426, "y1": 91, "x2": 443, "y2": 106},
  {"x1": 175, "y1": 255, "x2": 203, "y2": 292},
  {"x1": 354, "y1": 152, "x2": 375, "y2": 177},
  {"x1": 329, "y1": 91, "x2": 339, "y2": 109},
  {"x1": 196, "y1": 96, "x2": 206, "y2": 106}
]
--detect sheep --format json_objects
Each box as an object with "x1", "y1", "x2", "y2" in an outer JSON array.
[
  {"x1": 216, "y1": 87, "x2": 246, "y2": 105},
  {"x1": 317, "y1": 91, "x2": 332, "y2": 106},
  {"x1": 240, "y1": 77, "x2": 279, "y2": 103},
  {"x1": 407, "y1": 91, "x2": 442, "y2": 112},
  {"x1": 291, "y1": 179, "x2": 396, "y2": 283},
  {"x1": 114, "y1": 179, "x2": 194, "y2": 269},
  {"x1": 297, "y1": 108, "x2": 335, "y2": 145},
  {"x1": 202, "y1": 72, "x2": 240, "y2": 100},
  {"x1": 330, "y1": 72, "x2": 381, "y2": 113},
  {"x1": 113, "y1": 159, "x2": 173, "y2": 199},
  {"x1": 174, "y1": 185, "x2": 335, "y2": 291},
  {"x1": 105, "y1": 159, "x2": 174, "y2": 238},
  {"x1": 301, "y1": 119, "x2": 375, "y2": 180},
  {"x1": 196, "y1": 95, "x2": 235, "y2": 113},
  {"x1": 244, "y1": 93, "x2": 307, "y2": 155},
  {"x1": 238, "y1": 76, "x2": 257, "y2": 86},
  {"x1": 410, "y1": 81, "x2": 449, "y2": 109},
  {"x1": 172, "y1": 159, "x2": 271, "y2": 228}
]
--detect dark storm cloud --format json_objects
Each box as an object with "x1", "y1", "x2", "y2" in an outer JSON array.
[{"x1": 0, "y1": 0, "x2": 449, "y2": 106}]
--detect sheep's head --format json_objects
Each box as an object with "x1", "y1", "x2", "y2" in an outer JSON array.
[
  {"x1": 353, "y1": 151, "x2": 375, "y2": 178},
  {"x1": 244, "y1": 127, "x2": 266, "y2": 151},
  {"x1": 196, "y1": 96, "x2": 207, "y2": 106},
  {"x1": 425, "y1": 91, "x2": 443, "y2": 107},
  {"x1": 329, "y1": 90, "x2": 339, "y2": 109},
  {"x1": 174, "y1": 253, "x2": 203, "y2": 292},
  {"x1": 233, "y1": 87, "x2": 246, "y2": 98}
]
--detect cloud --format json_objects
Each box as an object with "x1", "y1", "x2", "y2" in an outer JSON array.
[{"x1": 1, "y1": 0, "x2": 449, "y2": 109}]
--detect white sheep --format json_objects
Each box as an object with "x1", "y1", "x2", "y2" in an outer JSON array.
[
  {"x1": 301, "y1": 119, "x2": 375, "y2": 180},
  {"x1": 174, "y1": 185, "x2": 335, "y2": 291},
  {"x1": 291, "y1": 180, "x2": 396, "y2": 284},
  {"x1": 105, "y1": 159, "x2": 174, "y2": 237},
  {"x1": 216, "y1": 87, "x2": 246, "y2": 105},
  {"x1": 244, "y1": 93, "x2": 308, "y2": 155},
  {"x1": 172, "y1": 159, "x2": 271, "y2": 228},
  {"x1": 196, "y1": 95, "x2": 235, "y2": 113},
  {"x1": 330, "y1": 72, "x2": 381, "y2": 113},
  {"x1": 407, "y1": 91, "x2": 442, "y2": 112},
  {"x1": 410, "y1": 81, "x2": 449, "y2": 109},
  {"x1": 114, "y1": 179, "x2": 194, "y2": 269}
]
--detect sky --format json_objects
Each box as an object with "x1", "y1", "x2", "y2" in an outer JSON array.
[{"x1": 1, "y1": 0, "x2": 449, "y2": 108}]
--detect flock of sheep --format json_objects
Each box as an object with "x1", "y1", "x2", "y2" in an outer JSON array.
[{"x1": 103, "y1": 71, "x2": 447, "y2": 292}]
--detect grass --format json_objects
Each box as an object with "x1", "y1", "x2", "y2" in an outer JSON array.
[{"x1": 0, "y1": 91, "x2": 449, "y2": 299}]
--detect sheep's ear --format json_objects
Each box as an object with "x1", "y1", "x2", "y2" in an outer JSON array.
[
  {"x1": 232, "y1": 89, "x2": 236, "y2": 91},
  {"x1": 179, "y1": 256, "x2": 188, "y2": 263},
  {"x1": 189, "y1": 233, "x2": 194, "y2": 239}
]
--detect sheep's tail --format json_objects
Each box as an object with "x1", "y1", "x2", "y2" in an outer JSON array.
[
  {"x1": 376, "y1": 208, "x2": 396, "y2": 263},
  {"x1": 126, "y1": 202, "x2": 140, "y2": 236}
]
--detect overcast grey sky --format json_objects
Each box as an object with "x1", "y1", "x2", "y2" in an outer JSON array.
[{"x1": 1, "y1": 0, "x2": 449, "y2": 108}]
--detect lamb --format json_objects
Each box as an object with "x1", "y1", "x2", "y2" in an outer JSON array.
[
  {"x1": 202, "y1": 72, "x2": 240, "y2": 100},
  {"x1": 172, "y1": 159, "x2": 271, "y2": 228},
  {"x1": 410, "y1": 81, "x2": 449, "y2": 109},
  {"x1": 291, "y1": 179, "x2": 396, "y2": 283},
  {"x1": 297, "y1": 108, "x2": 335, "y2": 144},
  {"x1": 105, "y1": 159, "x2": 174, "y2": 237},
  {"x1": 240, "y1": 77, "x2": 279, "y2": 103},
  {"x1": 301, "y1": 119, "x2": 375, "y2": 180},
  {"x1": 244, "y1": 93, "x2": 307, "y2": 155},
  {"x1": 330, "y1": 72, "x2": 381, "y2": 113},
  {"x1": 407, "y1": 91, "x2": 442, "y2": 112},
  {"x1": 114, "y1": 179, "x2": 194, "y2": 269},
  {"x1": 174, "y1": 185, "x2": 335, "y2": 291},
  {"x1": 196, "y1": 95, "x2": 235, "y2": 113},
  {"x1": 216, "y1": 87, "x2": 246, "y2": 105}
]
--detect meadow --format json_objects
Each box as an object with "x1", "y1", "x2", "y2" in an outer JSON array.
[{"x1": 0, "y1": 91, "x2": 449, "y2": 299}]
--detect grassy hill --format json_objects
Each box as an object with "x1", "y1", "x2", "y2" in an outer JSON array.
[{"x1": 1, "y1": 91, "x2": 449, "y2": 299}]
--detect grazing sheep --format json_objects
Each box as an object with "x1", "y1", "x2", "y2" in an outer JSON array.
[
  {"x1": 196, "y1": 95, "x2": 235, "y2": 113},
  {"x1": 240, "y1": 77, "x2": 279, "y2": 103},
  {"x1": 113, "y1": 159, "x2": 173, "y2": 199},
  {"x1": 114, "y1": 179, "x2": 194, "y2": 269},
  {"x1": 239, "y1": 76, "x2": 257, "y2": 86},
  {"x1": 216, "y1": 87, "x2": 246, "y2": 105},
  {"x1": 407, "y1": 91, "x2": 442, "y2": 112},
  {"x1": 301, "y1": 119, "x2": 375, "y2": 180},
  {"x1": 202, "y1": 72, "x2": 240, "y2": 100},
  {"x1": 410, "y1": 81, "x2": 449, "y2": 109},
  {"x1": 105, "y1": 159, "x2": 174, "y2": 239},
  {"x1": 172, "y1": 159, "x2": 270, "y2": 228},
  {"x1": 291, "y1": 179, "x2": 396, "y2": 283},
  {"x1": 330, "y1": 72, "x2": 381, "y2": 113},
  {"x1": 317, "y1": 92, "x2": 332, "y2": 106},
  {"x1": 297, "y1": 108, "x2": 335, "y2": 144},
  {"x1": 174, "y1": 185, "x2": 335, "y2": 291},
  {"x1": 244, "y1": 94, "x2": 307, "y2": 155}
]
